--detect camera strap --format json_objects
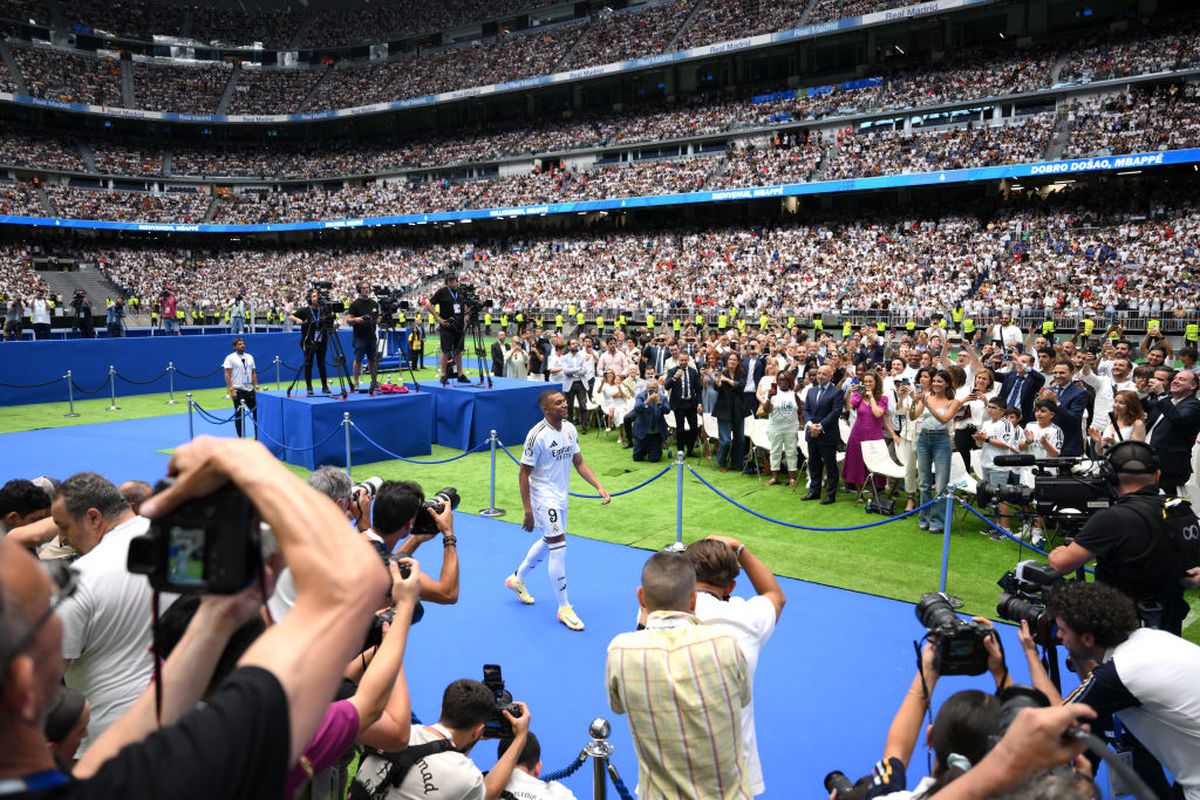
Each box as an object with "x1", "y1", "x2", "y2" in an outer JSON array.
[{"x1": 351, "y1": 739, "x2": 458, "y2": 800}]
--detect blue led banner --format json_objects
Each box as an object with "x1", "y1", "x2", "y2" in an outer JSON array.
[{"x1": 1, "y1": 148, "x2": 1190, "y2": 234}]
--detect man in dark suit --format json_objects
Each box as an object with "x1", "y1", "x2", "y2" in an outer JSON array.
[
  {"x1": 1039, "y1": 360, "x2": 1088, "y2": 456},
  {"x1": 490, "y1": 330, "x2": 508, "y2": 377},
  {"x1": 1145, "y1": 368, "x2": 1200, "y2": 495},
  {"x1": 664, "y1": 351, "x2": 702, "y2": 457},
  {"x1": 997, "y1": 352, "x2": 1046, "y2": 424},
  {"x1": 642, "y1": 334, "x2": 671, "y2": 376},
  {"x1": 742, "y1": 341, "x2": 767, "y2": 409},
  {"x1": 802, "y1": 364, "x2": 844, "y2": 504},
  {"x1": 631, "y1": 379, "x2": 672, "y2": 463}
]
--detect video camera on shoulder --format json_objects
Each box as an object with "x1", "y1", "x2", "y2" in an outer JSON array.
[
  {"x1": 915, "y1": 592, "x2": 991, "y2": 676},
  {"x1": 996, "y1": 560, "x2": 1062, "y2": 647},
  {"x1": 481, "y1": 663, "x2": 523, "y2": 740},
  {"x1": 127, "y1": 478, "x2": 270, "y2": 594}
]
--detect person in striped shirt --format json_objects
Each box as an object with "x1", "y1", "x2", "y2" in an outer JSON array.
[{"x1": 605, "y1": 551, "x2": 752, "y2": 800}]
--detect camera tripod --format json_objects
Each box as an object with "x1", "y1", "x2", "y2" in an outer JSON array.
[
  {"x1": 376, "y1": 324, "x2": 421, "y2": 391},
  {"x1": 286, "y1": 322, "x2": 354, "y2": 399},
  {"x1": 466, "y1": 314, "x2": 492, "y2": 388}
]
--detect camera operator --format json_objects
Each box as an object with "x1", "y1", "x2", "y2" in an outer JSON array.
[
  {"x1": 422, "y1": 273, "x2": 472, "y2": 385},
  {"x1": 105, "y1": 299, "x2": 125, "y2": 338},
  {"x1": 353, "y1": 679, "x2": 530, "y2": 800},
  {"x1": 71, "y1": 291, "x2": 95, "y2": 339},
  {"x1": 0, "y1": 437, "x2": 388, "y2": 799},
  {"x1": 346, "y1": 282, "x2": 381, "y2": 392},
  {"x1": 288, "y1": 289, "x2": 331, "y2": 395},
  {"x1": 1048, "y1": 581, "x2": 1200, "y2": 800},
  {"x1": 1047, "y1": 441, "x2": 1200, "y2": 636}
]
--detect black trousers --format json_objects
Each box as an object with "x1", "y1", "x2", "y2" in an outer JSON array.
[
  {"x1": 807, "y1": 437, "x2": 839, "y2": 498},
  {"x1": 673, "y1": 403, "x2": 699, "y2": 453},
  {"x1": 232, "y1": 388, "x2": 257, "y2": 438},
  {"x1": 303, "y1": 338, "x2": 329, "y2": 390},
  {"x1": 563, "y1": 382, "x2": 589, "y2": 431}
]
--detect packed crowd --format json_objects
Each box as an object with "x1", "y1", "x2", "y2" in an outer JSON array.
[
  {"x1": 676, "y1": 0, "x2": 805, "y2": 50},
  {"x1": 2, "y1": 184, "x2": 1195, "y2": 318},
  {"x1": 1064, "y1": 82, "x2": 1200, "y2": 158},
  {"x1": 0, "y1": 179, "x2": 44, "y2": 216},
  {"x1": 0, "y1": 123, "x2": 84, "y2": 172},
  {"x1": 129, "y1": 61, "x2": 232, "y2": 115},
  {"x1": 298, "y1": 0, "x2": 557, "y2": 47},
  {"x1": 43, "y1": 185, "x2": 210, "y2": 224},
  {"x1": 226, "y1": 66, "x2": 327, "y2": 116},
  {"x1": 4, "y1": 20, "x2": 1196, "y2": 126},
  {"x1": 823, "y1": 115, "x2": 1056, "y2": 179},
  {"x1": 90, "y1": 141, "x2": 165, "y2": 177},
  {"x1": 707, "y1": 133, "x2": 824, "y2": 189},
  {"x1": 561, "y1": 0, "x2": 693, "y2": 69},
  {"x1": 805, "y1": 0, "x2": 912, "y2": 24}
]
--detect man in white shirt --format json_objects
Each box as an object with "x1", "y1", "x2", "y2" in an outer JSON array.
[
  {"x1": 30, "y1": 288, "x2": 52, "y2": 340},
  {"x1": 559, "y1": 340, "x2": 589, "y2": 434},
  {"x1": 497, "y1": 732, "x2": 578, "y2": 800},
  {"x1": 505, "y1": 389, "x2": 610, "y2": 631},
  {"x1": 51, "y1": 472, "x2": 168, "y2": 753},
  {"x1": 223, "y1": 336, "x2": 258, "y2": 438},
  {"x1": 685, "y1": 536, "x2": 785, "y2": 797}
]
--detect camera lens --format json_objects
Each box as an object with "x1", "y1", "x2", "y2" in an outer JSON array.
[
  {"x1": 823, "y1": 771, "x2": 854, "y2": 796},
  {"x1": 916, "y1": 592, "x2": 959, "y2": 630}
]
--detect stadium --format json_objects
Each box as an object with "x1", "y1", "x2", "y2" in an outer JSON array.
[{"x1": 1, "y1": 0, "x2": 1199, "y2": 796}]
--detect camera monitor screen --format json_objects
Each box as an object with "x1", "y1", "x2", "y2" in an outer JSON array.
[{"x1": 165, "y1": 525, "x2": 208, "y2": 587}]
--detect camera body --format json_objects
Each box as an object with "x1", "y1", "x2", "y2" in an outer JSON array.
[
  {"x1": 127, "y1": 479, "x2": 267, "y2": 594},
  {"x1": 481, "y1": 664, "x2": 523, "y2": 740},
  {"x1": 410, "y1": 486, "x2": 460, "y2": 538},
  {"x1": 980, "y1": 456, "x2": 1112, "y2": 532},
  {"x1": 916, "y1": 592, "x2": 991, "y2": 675},
  {"x1": 996, "y1": 560, "x2": 1062, "y2": 646}
]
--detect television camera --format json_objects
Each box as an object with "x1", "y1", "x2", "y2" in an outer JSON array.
[{"x1": 978, "y1": 454, "x2": 1113, "y2": 534}]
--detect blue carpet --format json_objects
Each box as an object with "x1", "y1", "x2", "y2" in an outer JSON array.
[{"x1": 1, "y1": 416, "x2": 1089, "y2": 798}]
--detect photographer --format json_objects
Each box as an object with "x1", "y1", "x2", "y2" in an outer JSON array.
[
  {"x1": 631, "y1": 378, "x2": 671, "y2": 462},
  {"x1": 105, "y1": 299, "x2": 125, "y2": 338},
  {"x1": 375, "y1": 480, "x2": 461, "y2": 606},
  {"x1": 496, "y1": 733, "x2": 578, "y2": 800},
  {"x1": 353, "y1": 679, "x2": 530, "y2": 800},
  {"x1": 422, "y1": 273, "x2": 472, "y2": 385},
  {"x1": 288, "y1": 289, "x2": 331, "y2": 395},
  {"x1": 71, "y1": 291, "x2": 95, "y2": 339},
  {"x1": 1049, "y1": 581, "x2": 1200, "y2": 799},
  {"x1": 346, "y1": 282, "x2": 380, "y2": 392},
  {"x1": 864, "y1": 624, "x2": 1013, "y2": 799},
  {"x1": 159, "y1": 288, "x2": 180, "y2": 336},
  {"x1": 1048, "y1": 441, "x2": 1200, "y2": 636},
  {"x1": 0, "y1": 437, "x2": 388, "y2": 799}
]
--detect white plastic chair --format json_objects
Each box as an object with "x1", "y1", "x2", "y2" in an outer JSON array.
[
  {"x1": 749, "y1": 418, "x2": 772, "y2": 482},
  {"x1": 861, "y1": 439, "x2": 906, "y2": 501},
  {"x1": 949, "y1": 451, "x2": 977, "y2": 496}
]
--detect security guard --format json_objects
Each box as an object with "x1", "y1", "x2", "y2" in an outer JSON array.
[
  {"x1": 1048, "y1": 441, "x2": 1200, "y2": 636},
  {"x1": 962, "y1": 317, "x2": 975, "y2": 342},
  {"x1": 841, "y1": 320, "x2": 852, "y2": 339},
  {"x1": 645, "y1": 310, "x2": 655, "y2": 331},
  {"x1": 554, "y1": 312, "x2": 563, "y2": 332},
  {"x1": 717, "y1": 312, "x2": 728, "y2": 332},
  {"x1": 1185, "y1": 321, "x2": 1198, "y2": 345},
  {"x1": 1041, "y1": 318, "x2": 1056, "y2": 338},
  {"x1": 758, "y1": 311, "x2": 769, "y2": 332}
]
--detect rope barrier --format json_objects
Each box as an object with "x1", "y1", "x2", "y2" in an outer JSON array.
[
  {"x1": 540, "y1": 749, "x2": 589, "y2": 783},
  {"x1": 956, "y1": 499, "x2": 1094, "y2": 575},
  {"x1": 191, "y1": 401, "x2": 239, "y2": 425},
  {"x1": 607, "y1": 761, "x2": 635, "y2": 800},
  {"x1": 71, "y1": 378, "x2": 109, "y2": 395},
  {"x1": 255, "y1": 419, "x2": 347, "y2": 453},
  {"x1": 495, "y1": 437, "x2": 676, "y2": 498},
  {"x1": 352, "y1": 422, "x2": 492, "y2": 463},
  {"x1": 174, "y1": 365, "x2": 225, "y2": 379},
  {"x1": 0, "y1": 376, "x2": 66, "y2": 389},
  {"x1": 114, "y1": 367, "x2": 169, "y2": 386},
  {"x1": 686, "y1": 464, "x2": 941, "y2": 531}
]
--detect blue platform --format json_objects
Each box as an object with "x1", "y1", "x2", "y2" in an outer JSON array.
[
  {"x1": 419, "y1": 377, "x2": 548, "y2": 450},
  {"x1": 0, "y1": 330, "x2": 356, "y2": 406},
  {"x1": 256, "y1": 389, "x2": 434, "y2": 469}
]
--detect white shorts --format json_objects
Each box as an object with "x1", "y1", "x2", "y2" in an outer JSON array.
[{"x1": 533, "y1": 504, "x2": 567, "y2": 540}]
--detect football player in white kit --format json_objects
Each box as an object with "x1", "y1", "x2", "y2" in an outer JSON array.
[{"x1": 506, "y1": 389, "x2": 611, "y2": 630}]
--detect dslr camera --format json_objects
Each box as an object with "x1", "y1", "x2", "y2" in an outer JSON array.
[
  {"x1": 410, "y1": 486, "x2": 460, "y2": 538},
  {"x1": 915, "y1": 592, "x2": 991, "y2": 675},
  {"x1": 481, "y1": 663, "x2": 523, "y2": 740},
  {"x1": 996, "y1": 560, "x2": 1063, "y2": 646},
  {"x1": 128, "y1": 479, "x2": 269, "y2": 594}
]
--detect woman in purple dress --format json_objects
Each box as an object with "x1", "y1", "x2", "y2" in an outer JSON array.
[{"x1": 843, "y1": 370, "x2": 888, "y2": 499}]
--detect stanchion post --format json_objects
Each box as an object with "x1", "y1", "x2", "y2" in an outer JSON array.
[
  {"x1": 343, "y1": 412, "x2": 352, "y2": 478},
  {"x1": 239, "y1": 400, "x2": 248, "y2": 439},
  {"x1": 479, "y1": 429, "x2": 506, "y2": 517},
  {"x1": 165, "y1": 361, "x2": 178, "y2": 405},
  {"x1": 674, "y1": 449, "x2": 685, "y2": 546},
  {"x1": 105, "y1": 365, "x2": 120, "y2": 411},
  {"x1": 186, "y1": 393, "x2": 194, "y2": 441},
  {"x1": 585, "y1": 719, "x2": 613, "y2": 800},
  {"x1": 274, "y1": 355, "x2": 281, "y2": 391},
  {"x1": 939, "y1": 493, "x2": 955, "y2": 594},
  {"x1": 64, "y1": 371, "x2": 79, "y2": 418}
]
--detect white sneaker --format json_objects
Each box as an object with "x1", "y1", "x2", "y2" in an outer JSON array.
[{"x1": 1030, "y1": 529, "x2": 1045, "y2": 548}]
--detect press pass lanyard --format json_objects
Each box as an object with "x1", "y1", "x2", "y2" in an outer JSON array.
[{"x1": 0, "y1": 770, "x2": 70, "y2": 795}]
